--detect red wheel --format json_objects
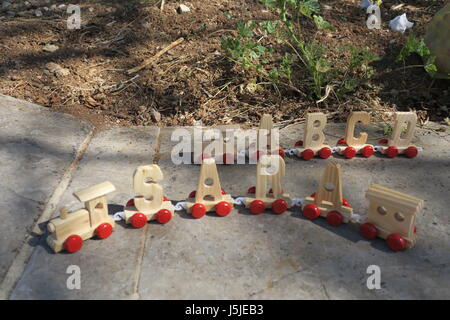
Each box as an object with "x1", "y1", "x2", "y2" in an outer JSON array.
[
  {"x1": 295, "y1": 140, "x2": 303, "y2": 147},
  {"x1": 269, "y1": 188, "x2": 285, "y2": 194},
  {"x1": 277, "y1": 148, "x2": 285, "y2": 159},
  {"x1": 251, "y1": 150, "x2": 266, "y2": 162},
  {"x1": 131, "y1": 212, "x2": 147, "y2": 228},
  {"x1": 191, "y1": 203, "x2": 206, "y2": 219},
  {"x1": 361, "y1": 145, "x2": 374, "y2": 158},
  {"x1": 247, "y1": 186, "x2": 256, "y2": 194},
  {"x1": 326, "y1": 211, "x2": 343, "y2": 226},
  {"x1": 156, "y1": 209, "x2": 172, "y2": 224},
  {"x1": 163, "y1": 195, "x2": 168, "y2": 201},
  {"x1": 386, "y1": 233, "x2": 406, "y2": 251},
  {"x1": 360, "y1": 223, "x2": 378, "y2": 240},
  {"x1": 301, "y1": 149, "x2": 315, "y2": 161},
  {"x1": 249, "y1": 200, "x2": 265, "y2": 214},
  {"x1": 195, "y1": 153, "x2": 210, "y2": 164},
  {"x1": 272, "y1": 199, "x2": 288, "y2": 214},
  {"x1": 64, "y1": 235, "x2": 83, "y2": 253},
  {"x1": 303, "y1": 204, "x2": 320, "y2": 220},
  {"x1": 337, "y1": 138, "x2": 347, "y2": 145},
  {"x1": 343, "y1": 147, "x2": 356, "y2": 159},
  {"x1": 385, "y1": 146, "x2": 398, "y2": 158},
  {"x1": 188, "y1": 190, "x2": 196, "y2": 198},
  {"x1": 221, "y1": 189, "x2": 226, "y2": 195},
  {"x1": 126, "y1": 199, "x2": 134, "y2": 207},
  {"x1": 379, "y1": 138, "x2": 388, "y2": 144},
  {"x1": 319, "y1": 147, "x2": 332, "y2": 159},
  {"x1": 342, "y1": 199, "x2": 351, "y2": 207},
  {"x1": 96, "y1": 223, "x2": 113, "y2": 239},
  {"x1": 405, "y1": 146, "x2": 418, "y2": 158},
  {"x1": 223, "y1": 153, "x2": 234, "y2": 164},
  {"x1": 215, "y1": 201, "x2": 232, "y2": 217}
]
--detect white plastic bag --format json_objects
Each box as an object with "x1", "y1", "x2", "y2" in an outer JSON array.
[
  {"x1": 389, "y1": 13, "x2": 414, "y2": 33},
  {"x1": 360, "y1": 0, "x2": 373, "y2": 9}
]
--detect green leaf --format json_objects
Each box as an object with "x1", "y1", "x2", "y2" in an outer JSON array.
[
  {"x1": 260, "y1": 20, "x2": 279, "y2": 34},
  {"x1": 269, "y1": 68, "x2": 280, "y2": 80},
  {"x1": 237, "y1": 21, "x2": 255, "y2": 38},
  {"x1": 299, "y1": 0, "x2": 320, "y2": 18},
  {"x1": 223, "y1": 12, "x2": 232, "y2": 19},
  {"x1": 425, "y1": 56, "x2": 438, "y2": 73},
  {"x1": 315, "y1": 58, "x2": 331, "y2": 73},
  {"x1": 313, "y1": 15, "x2": 335, "y2": 31}
]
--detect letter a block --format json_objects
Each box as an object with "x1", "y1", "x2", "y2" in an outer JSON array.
[
  {"x1": 244, "y1": 155, "x2": 292, "y2": 214},
  {"x1": 301, "y1": 162, "x2": 353, "y2": 226},
  {"x1": 186, "y1": 158, "x2": 234, "y2": 218}
]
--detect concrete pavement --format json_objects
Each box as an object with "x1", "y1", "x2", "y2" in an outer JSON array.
[{"x1": 1, "y1": 94, "x2": 449, "y2": 299}]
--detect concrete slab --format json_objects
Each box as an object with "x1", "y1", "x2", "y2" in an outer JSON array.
[
  {"x1": 6, "y1": 120, "x2": 450, "y2": 299},
  {"x1": 137, "y1": 124, "x2": 450, "y2": 299},
  {"x1": 10, "y1": 127, "x2": 159, "y2": 299},
  {"x1": 0, "y1": 94, "x2": 93, "y2": 285}
]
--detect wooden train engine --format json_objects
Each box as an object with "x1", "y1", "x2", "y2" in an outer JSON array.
[{"x1": 46, "y1": 181, "x2": 116, "y2": 253}]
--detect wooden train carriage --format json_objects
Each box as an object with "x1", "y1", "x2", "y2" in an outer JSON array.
[
  {"x1": 294, "y1": 112, "x2": 333, "y2": 160},
  {"x1": 302, "y1": 162, "x2": 353, "y2": 226},
  {"x1": 46, "y1": 181, "x2": 116, "y2": 253},
  {"x1": 124, "y1": 165, "x2": 174, "y2": 228},
  {"x1": 378, "y1": 112, "x2": 419, "y2": 158},
  {"x1": 336, "y1": 111, "x2": 375, "y2": 159},
  {"x1": 253, "y1": 114, "x2": 284, "y2": 159},
  {"x1": 186, "y1": 158, "x2": 234, "y2": 218},
  {"x1": 244, "y1": 154, "x2": 292, "y2": 214},
  {"x1": 360, "y1": 184, "x2": 423, "y2": 251}
]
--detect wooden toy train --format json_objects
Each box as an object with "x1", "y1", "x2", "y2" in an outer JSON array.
[{"x1": 46, "y1": 112, "x2": 424, "y2": 254}]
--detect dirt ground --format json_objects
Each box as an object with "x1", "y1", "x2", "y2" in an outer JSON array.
[{"x1": 0, "y1": 0, "x2": 448, "y2": 130}]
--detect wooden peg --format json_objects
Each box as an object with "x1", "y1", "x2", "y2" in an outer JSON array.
[
  {"x1": 124, "y1": 164, "x2": 174, "y2": 228},
  {"x1": 244, "y1": 155, "x2": 292, "y2": 214},
  {"x1": 186, "y1": 158, "x2": 233, "y2": 218},
  {"x1": 360, "y1": 184, "x2": 423, "y2": 251},
  {"x1": 46, "y1": 181, "x2": 116, "y2": 253},
  {"x1": 294, "y1": 112, "x2": 332, "y2": 160},
  {"x1": 302, "y1": 162, "x2": 353, "y2": 225},
  {"x1": 59, "y1": 207, "x2": 69, "y2": 219}
]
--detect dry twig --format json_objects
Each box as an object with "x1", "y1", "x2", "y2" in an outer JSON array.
[{"x1": 127, "y1": 38, "x2": 185, "y2": 74}]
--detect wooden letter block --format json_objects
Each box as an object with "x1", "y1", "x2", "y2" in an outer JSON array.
[
  {"x1": 295, "y1": 112, "x2": 332, "y2": 160},
  {"x1": 186, "y1": 158, "x2": 233, "y2": 218},
  {"x1": 301, "y1": 162, "x2": 353, "y2": 225},
  {"x1": 337, "y1": 111, "x2": 375, "y2": 158},
  {"x1": 380, "y1": 112, "x2": 419, "y2": 158},
  {"x1": 124, "y1": 165, "x2": 174, "y2": 227},
  {"x1": 244, "y1": 155, "x2": 292, "y2": 214}
]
